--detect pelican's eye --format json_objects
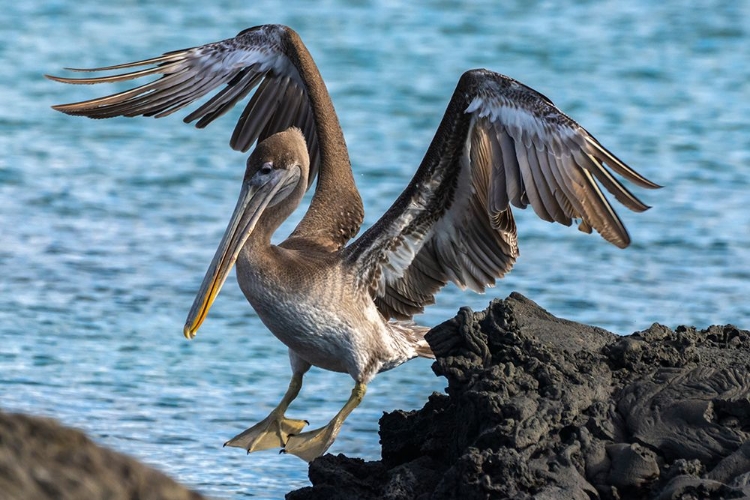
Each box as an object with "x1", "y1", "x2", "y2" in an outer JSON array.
[{"x1": 260, "y1": 162, "x2": 273, "y2": 175}]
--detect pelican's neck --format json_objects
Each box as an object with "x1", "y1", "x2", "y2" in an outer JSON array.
[
  {"x1": 282, "y1": 28, "x2": 364, "y2": 249},
  {"x1": 251, "y1": 188, "x2": 305, "y2": 251}
]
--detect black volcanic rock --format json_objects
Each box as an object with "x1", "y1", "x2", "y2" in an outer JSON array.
[
  {"x1": 287, "y1": 293, "x2": 750, "y2": 500},
  {"x1": 0, "y1": 411, "x2": 206, "y2": 500}
]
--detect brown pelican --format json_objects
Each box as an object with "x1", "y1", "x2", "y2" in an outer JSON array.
[{"x1": 47, "y1": 24, "x2": 659, "y2": 461}]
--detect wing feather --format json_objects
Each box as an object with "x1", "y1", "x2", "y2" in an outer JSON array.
[
  {"x1": 500, "y1": 130, "x2": 524, "y2": 206},
  {"x1": 46, "y1": 25, "x2": 328, "y2": 205},
  {"x1": 515, "y1": 133, "x2": 552, "y2": 221},
  {"x1": 230, "y1": 75, "x2": 288, "y2": 151},
  {"x1": 187, "y1": 66, "x2": 266, "y2": 127},
  {"x1": 48, "y1": 25, "x2": 341, "y2": 230},
  {"x1": 346, "y1": 69, "x2": 659, "y2": 320},
  {"x1": 533, "y1": 147, "x2": 569, "y2": 224},
  {"x1": 488, "y1": 130, "x2": 509, "y2": 213}
]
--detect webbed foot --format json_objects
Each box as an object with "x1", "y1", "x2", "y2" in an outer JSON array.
[
  {"x1": 282, "y1": 381, "x2": 367, "y2": 462},
  {"x1": 225, "y1": 412, "x2": 308, "y2": 453},
  {"x1": 282, "y1": 423, "x2": 339, "y2": 462}
]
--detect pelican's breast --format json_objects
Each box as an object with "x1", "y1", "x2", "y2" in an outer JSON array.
[{"x1": 235, "y1": 246, "x2": 390, "y2": 378}]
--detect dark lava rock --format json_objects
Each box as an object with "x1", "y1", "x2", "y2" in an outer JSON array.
[
  {"x1": 0, "y1": 410, "x2": 206, "y2": 500},
  {"x1": 287, "y1": 293, "x2": 750, "y2": 500}
]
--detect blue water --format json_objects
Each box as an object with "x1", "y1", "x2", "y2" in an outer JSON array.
[{"x1": 2, "y1": 1, "x2": 749, "y2": 498}]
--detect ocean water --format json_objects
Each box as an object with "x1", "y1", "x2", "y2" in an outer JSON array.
[{"x1": 1, "y1": 0, "x2": 748, "y2": 498}]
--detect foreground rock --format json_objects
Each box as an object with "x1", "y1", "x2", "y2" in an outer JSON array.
[
  {"x1": 288, "y1": 293, "x2": 750, "y2": 500},
  {"x1": 0, "y1": 411, "x2": 206, "y2": 500}
]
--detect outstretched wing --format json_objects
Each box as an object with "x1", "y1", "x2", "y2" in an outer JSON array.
[
  {"x1": 345, "y1": 69, "x2": 660, "y2": 320},
  {"x1": 46, "y1": 24, "x2": 322, "y2": 187}
]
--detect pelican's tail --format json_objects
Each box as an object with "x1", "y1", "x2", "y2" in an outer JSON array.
[{"x1": 389, "y1": 320, "x2": 435, "y2": 359}]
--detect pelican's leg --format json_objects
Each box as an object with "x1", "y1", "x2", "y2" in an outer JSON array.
[
  {"x1": 224, "y1": 373, "x2": 309, "y2": 453},
  {"x1": 283, "y1": 381, "x2": 366, "y2": 462}
]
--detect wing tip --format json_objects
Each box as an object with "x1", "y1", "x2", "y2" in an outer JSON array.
[
  {"x1": 44, "y1": 73, "x2": 81, "y2": 84},
  {"x1": 50, "y1": 103, "x2": 84, "y2": 115},
  {"x1": 614, "y1": 236, "x2": 631, "y2": 249}
]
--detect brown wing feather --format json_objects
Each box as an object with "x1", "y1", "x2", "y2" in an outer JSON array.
[
  {"x1": 346, "y1": 69, "x2": 659, "y2": 320},
  {"x1": 46, "y1": 27, "x2": 322, "y2": 189}
]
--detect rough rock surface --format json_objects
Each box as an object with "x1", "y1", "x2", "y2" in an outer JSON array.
[
  {"x1": 288, "y1": 293, "x2": 750, "y2": 500},
  {"x1": 0, "y1": 410, "x2": 206, "y2": 500}
]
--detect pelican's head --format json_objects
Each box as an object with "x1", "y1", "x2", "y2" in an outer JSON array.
[{"x1": 183, "y1": 128, "x2": 309, "y2": 339}]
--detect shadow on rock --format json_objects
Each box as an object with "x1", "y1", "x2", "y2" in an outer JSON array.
[{"x1": 288, "y1": 292, "x2": 750, "y2": 500}]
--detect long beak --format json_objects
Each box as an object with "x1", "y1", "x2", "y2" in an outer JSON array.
[{"x1": 183, "y1": 169, "x2": 294, "y2": 339}]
